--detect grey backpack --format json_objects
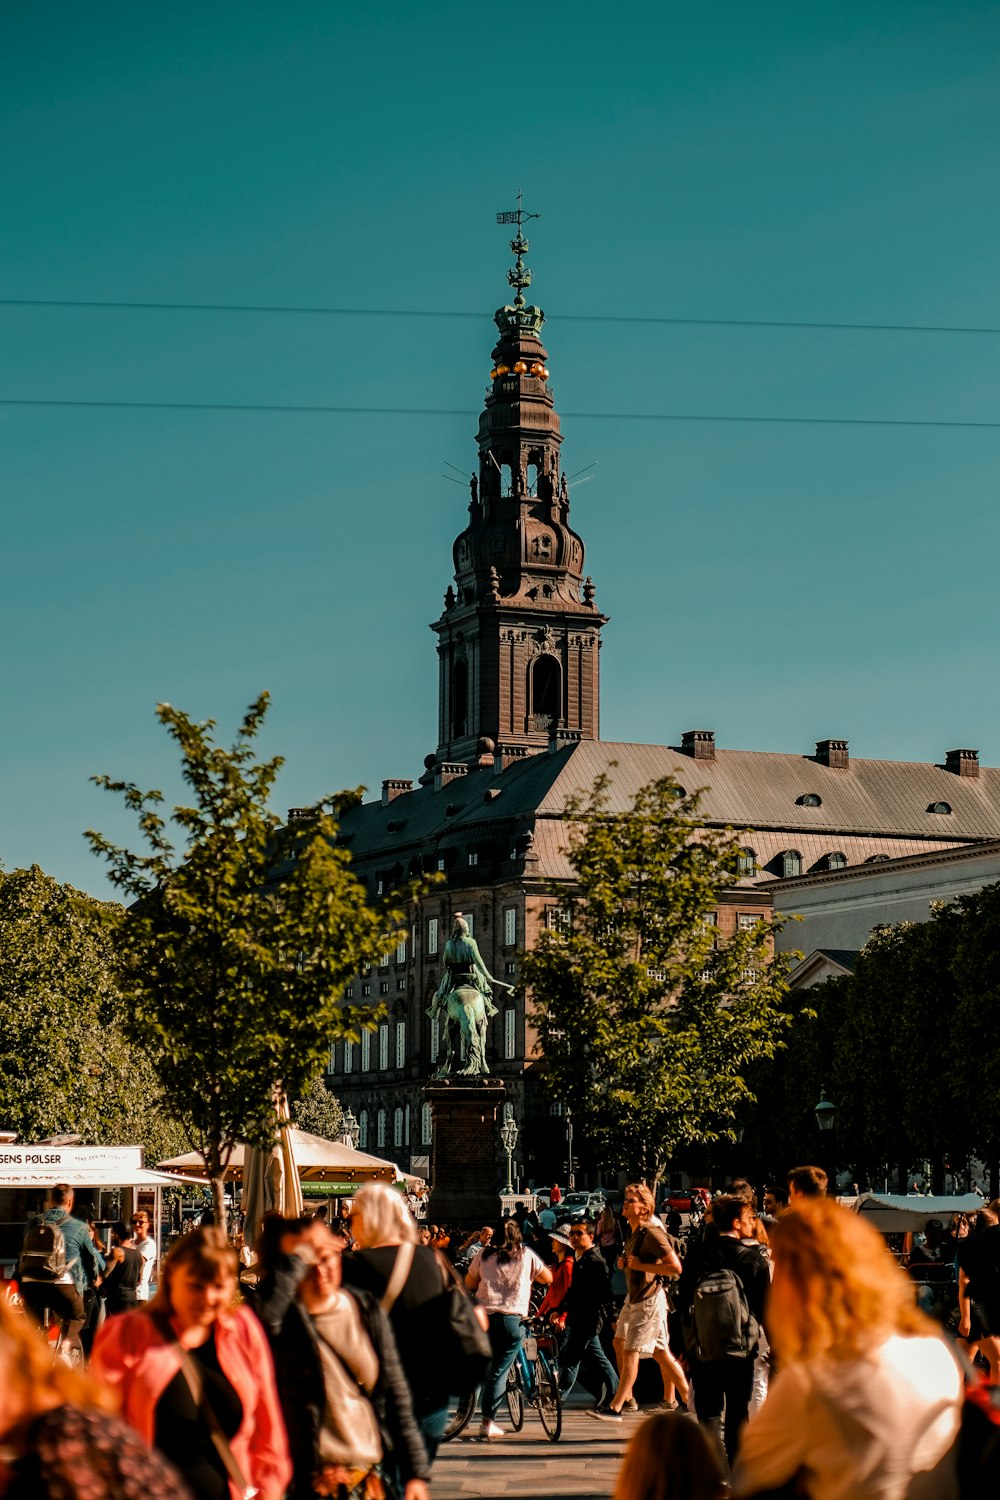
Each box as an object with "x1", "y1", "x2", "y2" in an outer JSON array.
[
  {"x1": 689, "y1": 1265, "x2": 758, "y2": 1361},
  {"x1": 19, "y1": 1217, "x2": 70, "y2": 1281}
]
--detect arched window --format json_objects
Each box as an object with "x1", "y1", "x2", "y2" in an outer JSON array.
[
  {"x1": 404, "y1": 1104, "x2": 410, "y2": 1146},
  {"x1": 393, "y1": 1106, "x2": 404, "y2": 1147},
  {"x1": 737, "y1": 848, "x2": 757, "y2": 877},
  {"x1": 781, "y1": 850, "x2": 803, "y2": 879},
  {"x1": 865, "y1": 854, "x2": 891, "y2": 864},
  {"x1": 797, "y1": 793, "x2": 823, "y2": 807},
  {"x1": 359, "y1": 1109, "x2": 369, "y2": 1150},
  {"x1": 451, "y1": 660, "x2": 468, "y2": 739},
  {"x1": 377, "y1": 1109, "x2": 387, "y2": 1148},
  {"x1": 421, "y1": 1102, "x2": 433, "y2": 1146},
  {"x1": 826, "y1": 852, "x2": 848, "y2": 871},
  {"x1": 531, "y1": 655, "x2": 561, "y2": 730},
  {"x1": 928, "y1": 801, "x2": 952, "y2": 815}
]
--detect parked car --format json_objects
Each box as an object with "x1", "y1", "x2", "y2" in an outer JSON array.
[
  {"x1": 558, "y1": 1190, "x2": 606, "y2": 1219},
  {"x1": 661, "y1": 1187, "x2": 711, "y2": 1215}
]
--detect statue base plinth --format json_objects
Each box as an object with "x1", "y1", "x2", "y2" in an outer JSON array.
[{"x1": 424, "y1": 1077, "x2": 506, "y2": 1225}]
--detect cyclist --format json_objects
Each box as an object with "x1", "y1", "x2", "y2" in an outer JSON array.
[
  {"x1": 19, "y1": 1183, "x2": 102, "y2": 1361},
  {"x1": 466, "y1": 1220, "x2": 552, "y2": 1440}
]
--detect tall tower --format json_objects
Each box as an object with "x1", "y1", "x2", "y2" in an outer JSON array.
[{"x1": 431, "y1": 207, "x2": 607, "y2": 767}]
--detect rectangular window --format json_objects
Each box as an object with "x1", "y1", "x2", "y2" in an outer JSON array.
[
  {"x1": 361, "y1": 1030, "x2": 371, "y2": 1070},
  {"x1": 505, "y1": 961, "x2": 517, "y2": 977},
  {"x1": 396, "y1": 937, "x2": 407, "y2": 965},
  {"x1": 430, "y1": 1014, "x2": 440, "y2": 1062},
  {"x1": 546, "y1": 904, "x2": 570, "y2": 934},
  {"x1": 361, "y1": 983, "x2": 371, "y2": 997},
  {"x1": 377, "y1": 879, "x2": 384, "y2": 896},
  {"x1": 738, "y1": 913, "x2": 757, "y2": 932},
  {"x1": 427, "y1": 918, "x2": 439, "y2": 955},
  {"x1": 344, "y1": 1040, "x2": 354, "y2": 1073},
  {"x1": 395, "y1": 1021, "x2": 406, "y2": 1069},
  {"x1": 327, "y1": 1045, "x2": 336, "y2": 1075},
  {"x1": 379, "y1": 1024, "x2": 389, "y2": 1070},
  {"x1": 504, "y1": 1008, "x2": 516, "y2": 1060},
  {"x1": 380, "y1": 980, "x2": 390, "y2": 995},
  {"x1": 465, "y1": 912, "x2": 474, "y2": 938},
  {"x1": 394, "y1": 1108, "x2": 404, "y2": 1147},
  {"x1": 377, "y1": 1110, "x2": 386, "y2": 1148},
  {"x1": 468, "y1": 851, "x2": 478, "y2": 867},
  {"x1": 436, "y1": 857, "x2": 446, "y2": 873},
  {"x1": 504, "y1": 907, "x2": 517, "y2": 947},
  {"x1": 421, "y1": 1102, "x2": 432, "y2": 1146},
  {"x1": 345, "y1": 986, "x2": 354, "y2": 999}
]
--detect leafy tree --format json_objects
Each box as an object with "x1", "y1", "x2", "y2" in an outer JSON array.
[
  {"x1": 86, "y1": 693, "x2": 418, "y2": 1224},
  {"x1": 520, "y1": 773, "x2": 794, "y2": 1186},
  {"x1": 0, "y1": 864, "x2": 185, "y2": 1163},
  {"x1": 292, "y1": 1073, "x2": 344, "y2": 1141}
]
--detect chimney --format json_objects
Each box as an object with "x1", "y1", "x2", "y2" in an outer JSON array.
[
  {"x1": 434, "y1": 763, "x2": 468, "y2": 792},
  {"x1": 381, "y1": 779, "x2": 413, "y2": 807},
  {"x1": 815, "y1": 739, "x2": 849, "y2": 770},
  {"x1": 681, "y1": 730, "x2": 716, "y2": 761},
  {"x1": 946, "y1": 748, "x2": 980, "y2": 778}
]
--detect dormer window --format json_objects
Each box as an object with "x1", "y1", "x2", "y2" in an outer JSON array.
[
  {"x1": 865, "y1": 854, "x2": 891, "y2": 864},
  {"x1": 928, "y1": 801, "x2": 952, "y2": 815},
  {"x1": 781, "y1": 850, "x2": 803, "y2": 879},
  {"x1": 797, "y1": 793, "x2": 823, "y2": 807},
  {"x1": 737, "y1": 848, "x2": 757, "y2": 877},
  {"x1": 826, "y1": 852, "x2": 847, "y2": 871}
]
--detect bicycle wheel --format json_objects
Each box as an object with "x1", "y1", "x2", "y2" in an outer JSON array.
[
  {"x1": 535, "y1": 1351, "x2": 562, "y2": 1441},
  {"x1": 442, "y1": 1390, "x2": 477, "y2": 1442},
  {"x1": 506, "y1": 1361, "x2": 525, "y2": 1430}
]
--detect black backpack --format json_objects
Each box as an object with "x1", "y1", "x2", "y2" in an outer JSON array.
[
  {"x1": 19, "y1": 1217, "x2": 71, "y2": 1281},
  {"x1": 689, "y1": 1264, "x2": 758, "y2": 1361}
]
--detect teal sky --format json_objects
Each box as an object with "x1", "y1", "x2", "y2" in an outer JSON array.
[{"x1": 4, "y1": 2, "x2": 1000, "y2": 898}]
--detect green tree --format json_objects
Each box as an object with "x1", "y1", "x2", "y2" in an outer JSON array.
[
  {"x1": 292, "y1": 1072, "x2": 344, "y2": 1141},
  {"x1": 86, "y1": 693, "x2": 418, "y2": 1224},
  {"x1": 520, "y1": 774, "x2": 794, "y2": 1185},
  {"x1": 0, "y1": 864, "x2": 186, "y2": 1163}
]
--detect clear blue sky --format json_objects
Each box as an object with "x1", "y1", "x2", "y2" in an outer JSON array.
[{"x1": 4, "y1": 2, "x2": 1000, "y2": 898}]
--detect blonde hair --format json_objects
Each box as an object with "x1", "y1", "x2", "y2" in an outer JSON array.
[
  {"x1": 351, "y1": 1182, "x2": 418, "y2": 1248},
  {"x1": 614, "y1": 1413, "x2": 726, "y2": 1500},
  {"x1": 623, "y1": 1182, "x2": 656, "y2": 1216},
  {"x1": 0, "y1": 1293, "x2": 115, "y2": 1420},
  {"x1": 148, "y1": 1226, "x2": 237, "y2": 1318},
  {"x1": 769, "y1": 1200, "x2": 930, "y2": 1362}
]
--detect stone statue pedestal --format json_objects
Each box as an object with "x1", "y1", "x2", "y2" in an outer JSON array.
[{"x1": 424, "y1": 1077, "x2": 506, "y2": 1225}]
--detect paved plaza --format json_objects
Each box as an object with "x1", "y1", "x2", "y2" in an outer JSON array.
[{"x1": 434, "y1": 1398, "x2": 630, "y2": 1500}]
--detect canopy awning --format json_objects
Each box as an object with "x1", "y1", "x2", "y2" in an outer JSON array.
[
  {"x1": 852, "y1": 1191, "x2": 984, "y2": 1230},
  {"x1": 0, "y1": 1144, "x2": 200, "y2": 1189},
  {"x1": 158, "y1": 1129, "x2": 398, "y2": 1185}
]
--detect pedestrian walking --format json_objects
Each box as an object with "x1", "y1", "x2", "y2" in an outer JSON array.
[
  {"x1": 19, "y1": 1183, "x2": 103, "y2": 1362},
  {"x1": 613, "y1": 1411, "x2": 726, "y2": 1500},
  {"x1": 465, "y1": 1219, "x2": 552, "y2": 1440},
  {"x1": 590, "y1": 1182, "x2": 689, "y2": 1422},
  {"x1": 0, "y1": 1291, "x2": 189, "y2": 1500},
  {"x1": 250, "y1": 1213, "x2": 430, "y2": 1500},
  {"x1": 100, "y1": 1220, "x2": 144, "y2": 1316},
  {"x1": 557, "y1": 1219, "x2": 619, "y2": 1407},
  {"x1": 733, "y1": 1199, "x2": 962, "y2": 1500},
  {"x1": 92, "y1": 1226, "x2": 291, "y2": 1500},
  {"x1": 595, "y1": 1204, "x2": 624, "y2": 1271},
  {"x1": 128, "y1": 1208, "x2": 157, "y2": 1302},
  {"x1": 678, "y1": 1193, "x2": 768, "y2": 1472},
  {"x1": 956, "y1": 1199, "x2": 1000, "y2": 1379}
]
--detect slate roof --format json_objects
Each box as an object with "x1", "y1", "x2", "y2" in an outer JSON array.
[{"x1": 327, "y1": 739, "x2": 1000, "y2": 887}]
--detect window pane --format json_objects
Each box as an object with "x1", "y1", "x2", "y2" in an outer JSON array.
[
  {"x1": 395, "y1": 1021, "x2": 406, "y2": 1068},
  {"x1": 379, "y1": 1025, "x2": 389, "y2": 1070},
  {"x1": 504, "y1": 1008, "x2": 516, "y2": 1060},
  {"x1": 504, "y1": 907, "x2": 517, "y2": 946},
  {"x1": 427, "y1": 918, "x2": 439, "y2": 955}
]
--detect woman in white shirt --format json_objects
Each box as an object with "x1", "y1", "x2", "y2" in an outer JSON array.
[
  {"x1": 733, "y1": 1199, "x2": 962, "y2": 1500},
  {"x1": 466, "y1": 1220, "x2": 552, "y2": 1441}
]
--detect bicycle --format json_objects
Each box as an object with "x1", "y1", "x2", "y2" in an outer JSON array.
[
  {"x1": 442, "y1": 1390, "x2": 477, "y2": 1442},
  {"x1": 505, "y1": 1320, "x2": 562, "y2": 1441}
]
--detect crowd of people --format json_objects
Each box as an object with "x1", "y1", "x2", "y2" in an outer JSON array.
[{"x1": 2, "y1": 1168, "x2": 998, "y2": 1498}]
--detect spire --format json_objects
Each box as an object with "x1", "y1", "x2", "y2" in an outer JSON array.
[{"x1": 428, "y1": 211, "x2": 608, "y2": 767}]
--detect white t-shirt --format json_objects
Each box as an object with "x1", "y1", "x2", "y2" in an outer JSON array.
[
  {"x1": 470, "y1": 1246, "x2": 545, "y2": 1316},
  {"x1": 733, "y1": 1333, "x2": 961, "y2": 1500},
  {"x1": 134, "y1": 1235, "x2": 156, "y2": 1301}
]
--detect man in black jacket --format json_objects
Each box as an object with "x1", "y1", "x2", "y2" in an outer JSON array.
[
  {"x1": 250, "y1": 1217, "x2": 429, "y2": 1500},
  {"x1": 679, "y1": 1194, "x2": 769, "y2": 1474},
  {"x1": 557, "y1": 1220, "x2": 619, "y2": 1406}
]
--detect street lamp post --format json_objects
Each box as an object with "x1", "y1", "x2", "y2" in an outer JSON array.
[
  {"x1": 500, "y1": 1106, "x2": 519, "y2": 1197},
  {"x1": 814, "y1": 1088, "x2": 837, "y2": 1194},
  {"x1": 341, "y1": 1108, "x2": 361, "y2": 1150}
]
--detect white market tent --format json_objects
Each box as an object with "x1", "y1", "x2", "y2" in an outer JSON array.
[
  {"x1": 158, "y1": 1128, "x2": 399, "y2": 1188},
  {"x1": 852, "y1": 1191, "x2": 984, "y2": 1230}
]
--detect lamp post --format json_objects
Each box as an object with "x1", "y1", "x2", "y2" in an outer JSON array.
[
  {"x1": 814, "y1": 1088, "x2": 837, "y2": 1194},
  {"x1": 341, "y1": 1108, "x2": 361, "y2": 1150},
  {"x1": 500, "y1": 1106, "x2": 519, "y2": 1197}
]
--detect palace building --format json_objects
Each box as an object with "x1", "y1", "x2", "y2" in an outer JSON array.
[{"x1": 309, "y1": 224, "x2": 1000, "y2": 1188}]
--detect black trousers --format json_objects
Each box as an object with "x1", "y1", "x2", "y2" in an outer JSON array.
[
  {"x1": 21, "y1": 1280, "x2": 86, "y2": 1352},
  {"x1": 692, "y1": 1355, "x2": 756, "y2": 1472}
]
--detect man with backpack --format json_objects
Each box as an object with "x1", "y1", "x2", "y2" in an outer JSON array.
[
  {"x1": 19, "y1": 1183, "x2": 103, "y2": 1359},
  {"x1": 679, "y1": 1192, "x2": 769, "y2": 1473}
]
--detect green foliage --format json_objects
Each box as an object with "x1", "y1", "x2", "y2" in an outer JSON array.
[
  {"x1": 519, "y1": 773, "x2": 794, "y2": 1184},
  {"x1": 0, "y1": 865, "x2": 186, "y2": 1163},
  {"x1": 86, "y1": 693, "x2": 420, "y2": 1219},
  {"x1": 292, "y1": 1073, "x2": 344, "y2": 1141}
]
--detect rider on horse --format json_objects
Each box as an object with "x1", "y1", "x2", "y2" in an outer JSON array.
[{"x1": 427, "y1": 915, "x2": 511, "y2": 1075}]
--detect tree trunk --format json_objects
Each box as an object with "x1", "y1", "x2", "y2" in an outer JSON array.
[{"x1": 211, "y1": 1174, "x2": 228, "y2": 1233}]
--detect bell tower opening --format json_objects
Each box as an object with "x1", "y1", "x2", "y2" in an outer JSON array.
[
  {"x1": 530, "y1": 655, "x2": 561, "y2": 731},
  {"x1": 451, "y1": 659, "x2": 468, "y2": 739}
]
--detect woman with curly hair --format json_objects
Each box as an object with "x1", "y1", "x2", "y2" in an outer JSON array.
[
  {"x1": 0, "y1": 1293, "x2": 188, "y2": 1499},
  {"x1": 733, "y1": 1200, "x2": 962, "y2": 1500},
  {"x1": 92, "y1": 1225, "x2": 291, "y2": 1500}
]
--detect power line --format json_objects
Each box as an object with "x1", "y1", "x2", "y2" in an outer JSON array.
[
  {"x1": 2, "y1": 296, "x2": 999, "y2": 338},
  {"x1": 3, "y1": 396, "x2": 1000, "y2": 431}
]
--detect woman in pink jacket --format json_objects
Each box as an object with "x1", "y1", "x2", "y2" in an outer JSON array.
[{"x1": 92, "y1": 1226, "x2": 291, "y2": 1500}]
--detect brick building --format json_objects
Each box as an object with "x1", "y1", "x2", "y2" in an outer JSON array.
[{"x1": 309, "y1": 230, "x2": 1000, "y2": 1190}]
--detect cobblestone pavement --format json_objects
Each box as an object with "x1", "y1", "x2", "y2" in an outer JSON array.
[{"x1": 434, "y1": 1398, "x2": 631, "y2": 1499}]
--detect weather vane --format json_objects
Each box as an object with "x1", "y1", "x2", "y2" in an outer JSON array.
[{"x1": 496, "y1": 190, "x2": 539, "y2": 309}]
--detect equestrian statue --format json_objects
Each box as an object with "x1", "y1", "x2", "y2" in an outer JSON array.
[{"x1": 427, "y1": 915, "x2": 513, "y2": 1077}]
